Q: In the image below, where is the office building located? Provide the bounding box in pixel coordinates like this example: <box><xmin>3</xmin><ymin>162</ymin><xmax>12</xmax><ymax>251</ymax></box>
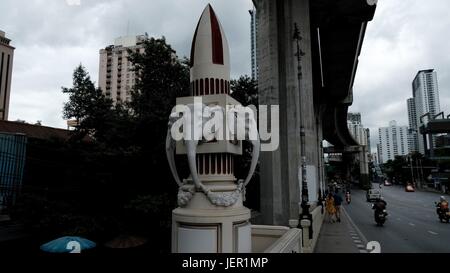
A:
<box><xmin>377</xmin><ymin>120</ymin><xmax>409</xmax><ymax>164</ymax></box>
<box><xmin>0</xmin><ymin>30</ymin><xmax>14</xmax><ymax>120</ymax></box>
<box><xmin>99</xmin><ymin>34</ymin><xmax>147</xmax><ymax>104</ymax></box>
<box><xmin>411</xmin><ymin>69</ymin><xmax>441</xmax><ymax>154</ymax></box>
<box><xmin>347</xmin><ymin>112</ymin><xmax>368</xmax><ymax>146</ymax></box>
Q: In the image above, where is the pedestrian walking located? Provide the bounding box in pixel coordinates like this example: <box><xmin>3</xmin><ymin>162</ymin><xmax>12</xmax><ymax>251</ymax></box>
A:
<box><xmin>333</xmin><ymin>189</ymin><xmax>343</xmax><ymax>222</ymax></box>
<box><xmin>325</xmin><ymin>192</ymin><xmax>336</xmax><ymax>223</ymax></box>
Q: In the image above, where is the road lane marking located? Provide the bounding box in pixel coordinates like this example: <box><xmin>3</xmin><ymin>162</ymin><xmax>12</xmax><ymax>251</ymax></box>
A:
<box><xmin>428</xmin><ymin>231</ymin><xmax>438</xmax><ymax>235</ymax></box>
<box><xmin>409</xmin><ymin>223</ymin><xmax>415</xmax><ymax>227</ymax></box>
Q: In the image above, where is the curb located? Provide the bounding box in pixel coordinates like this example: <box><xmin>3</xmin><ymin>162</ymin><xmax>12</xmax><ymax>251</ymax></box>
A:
<box><xmin>342</xmin><ymin>207</ymin><xmax>369</xmax><ymax>253</ymax></box>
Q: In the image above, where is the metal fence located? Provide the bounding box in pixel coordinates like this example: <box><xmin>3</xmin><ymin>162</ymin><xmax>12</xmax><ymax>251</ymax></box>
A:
<box><xmin>0</xmin><ymin>133</ymin><xmax>27</xmax><ymax>212</ymax></box>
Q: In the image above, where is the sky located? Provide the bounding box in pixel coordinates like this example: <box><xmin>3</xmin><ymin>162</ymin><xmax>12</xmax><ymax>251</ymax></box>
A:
<box><xmin>1</xmin><ymin>0</ymin><xmax>449</xmax><ymax>153</ymax></box>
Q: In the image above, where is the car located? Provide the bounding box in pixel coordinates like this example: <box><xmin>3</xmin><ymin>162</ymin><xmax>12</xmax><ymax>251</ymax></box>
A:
<box><xmin>366</xmin><ymin>189</ymin><xmax>382</xmax><ymax>202</ymax></box>
<box><xmin>405</xmin><ymin>183</ymin><xmax>415</xmax><ymax>192</ymax></box>
<box><xmin>384</xmin><ymin>180</ymin><xmax>392</xmax><ymax>186</ymax></box>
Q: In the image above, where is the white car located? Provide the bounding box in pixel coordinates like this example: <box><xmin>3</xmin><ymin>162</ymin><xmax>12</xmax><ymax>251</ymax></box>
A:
<box><xmin>366</xmin><ymin>189</ymin><xmax>382</xmax><ymax>202</ymax></box>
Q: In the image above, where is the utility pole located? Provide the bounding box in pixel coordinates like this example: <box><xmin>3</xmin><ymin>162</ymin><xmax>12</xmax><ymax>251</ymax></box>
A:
<box><xmin>293</xmin><ymin>23</ymin><xmax>312</xmax><ymax>235</ymax></box>
<box><xmin>419</xmin><ymin>158</ymin><xmax>425</xmax><ymax>188</ymax></box>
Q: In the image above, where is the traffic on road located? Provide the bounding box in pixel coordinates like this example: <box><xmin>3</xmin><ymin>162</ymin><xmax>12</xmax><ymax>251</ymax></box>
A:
<box><xmin>344</xmin><ymin>184</ymin><xmax>450</xmax><ymax>253</ymax></box>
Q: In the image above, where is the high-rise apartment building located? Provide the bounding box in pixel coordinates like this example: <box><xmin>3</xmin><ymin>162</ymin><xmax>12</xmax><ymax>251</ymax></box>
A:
<box><xmin>410</xmin><ymin>69</ymin><xmax>441</xmax><ymax>154</ymax></box>
<box><xmin>347</xmin><ymin>112</ymin><xmax>368</xmax><ymax>146</ymax></box>
<box><xmin>377</xmin><ymin>121</ymin><xmax>410</xmax><ymax>164</ymax></box>
<box><xmin>407</xmin><ymin>98</ymin><xmax>419</xmax><ymax>153</ymax></box>
<box><xmin>249</xmin><ymin>7</ymin><xmax>258</xmax><ymax>80</ymax></box>
<box><xmin>0</xmin><ymin>30</ymin><xmax>14</xmax><ymax>121</ymax></box>
<box><xmin>347</xmin><ymin>112</ymin><xmax>372</xmax><ymax>165</ymax></box>
<box><xmin>347</xmin><ymin>112</ymin><xmax>361</xmax><ymax>124</ymax></box>
<box><xmin>99</xmin><ymin>35</ymin><xmax>147</xmax><ymax>104</ymax></box>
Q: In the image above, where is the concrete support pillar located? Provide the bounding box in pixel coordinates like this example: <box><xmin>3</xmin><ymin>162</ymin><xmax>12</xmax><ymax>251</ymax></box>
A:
<box><xmin>422</xmin><ymin>132</ymin><xmax>428</xmax><ymax>156</ymax></box>
<box><xmin>257</xmin><ymin>0</ymin><xmax>319</xmax><ymax>226</ymax></box>
<box><xmin>359</xmin><ymin>146</ymin><xmax>370</xmax><ymax>188</ymax></box>
<box><xmin>428</xmin><ymin>134</ymin><xmax>434</xmax><ymax>158</ymax></box>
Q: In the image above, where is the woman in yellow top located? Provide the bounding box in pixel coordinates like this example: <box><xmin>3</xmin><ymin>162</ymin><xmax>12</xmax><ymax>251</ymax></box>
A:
<box><xmin>326</xmin><ymin>193</ymin><xmax>337</xmax><ymax>223</ymax></box>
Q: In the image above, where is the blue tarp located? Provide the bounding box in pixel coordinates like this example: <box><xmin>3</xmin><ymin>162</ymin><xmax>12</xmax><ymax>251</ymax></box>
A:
<box><xmin>40</xmin><ymin>236</ymin><xmax>96</xmax><ymax>253</ymax></box>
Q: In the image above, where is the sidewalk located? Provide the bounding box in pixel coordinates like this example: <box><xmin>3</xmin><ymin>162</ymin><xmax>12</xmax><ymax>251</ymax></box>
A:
<box><xmin>314</xmin><ymin>208</ymin><xmax>367</xmax><ymax>253</ymax></box>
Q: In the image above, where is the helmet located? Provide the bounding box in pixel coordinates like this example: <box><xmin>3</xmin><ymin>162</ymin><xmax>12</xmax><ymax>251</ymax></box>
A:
<box><xmin>440</xmin><ymin>196</ymin><xmax>446</xmax><ymax>202</ymax></box>
<box><xmin>380</xmin><ymin>197</ymin><xmax>384</xmax><ymax>201</ymax></box>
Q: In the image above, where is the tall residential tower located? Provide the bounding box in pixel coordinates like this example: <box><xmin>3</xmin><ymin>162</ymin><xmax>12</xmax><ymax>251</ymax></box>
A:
<box><xmin>249</xmin><ymin>7</ymin><xmax>258</xmax><ymax>80</ymax></box>
<box><xmin>99</xmin><ymin>35</ymin><xmax>147</xmax><ymax>104</ymax></box>
<box><xmin>407</xmin><ymin>97</ymin><xmax>418</xmax><ymax>153</ymax></box>
<box><xmin>409</xmin><ymin>69</ymin><xmax>441</xmax><ymax>154</ymax></box>
<box><xmin>378</xmin><ymin>121</ymin><xmax>409</xmax><ymax>164</ymax></box>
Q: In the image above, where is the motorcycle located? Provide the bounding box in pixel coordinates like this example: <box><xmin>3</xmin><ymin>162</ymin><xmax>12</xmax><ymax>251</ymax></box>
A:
<box><xmin>372</xmin><ymin>204</ymin><xmax>387</xmax><ymax>226</ymax></box>
<box><xmin>435</xmin><ymin>202</ymin><xmax>450</xmax><ymax>223</ymax></box>
<box><xmin>345</xmin><ymin>192</ymin><xmax>351</xmax><ymax>204</ymax></box>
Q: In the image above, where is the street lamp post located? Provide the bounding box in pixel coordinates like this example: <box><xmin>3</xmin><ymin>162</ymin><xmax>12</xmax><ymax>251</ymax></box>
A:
<box><xmin>409</xmin><ymin>155</ymin><xmax>415</xmax><ymax>185</ymax></box>
<box><xmin>294</xmin><ymin>23</ymin><xmax>313</xmax><ymax>236</ymax></box>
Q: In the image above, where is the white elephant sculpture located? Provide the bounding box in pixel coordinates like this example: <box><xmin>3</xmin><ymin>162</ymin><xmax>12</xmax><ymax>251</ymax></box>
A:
<box><xmin>166</xmin><ymin>102</ymin><xmax>260</xmax><ymax>207</ymax></box>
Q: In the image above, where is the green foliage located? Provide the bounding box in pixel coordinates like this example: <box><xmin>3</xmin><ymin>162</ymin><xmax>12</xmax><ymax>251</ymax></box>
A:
<box><xmin>230</xmin><ymin>75</ymin><xmax>258</xmax><ymax>107</ymax></box>
<box><xmin>14</xmin><ymin>37</ymin><xmax>191</xmax><ymax>251</ymax></box>
<box><xmin>126</xmin><ymin>37</ymin><xmax>190</xmax><ymax>178</ymax></box>
<box><xmin>382</xmin><ymin>153</ymin><xmax>436</xmax><ymax>185</ymax></box>
<box><xmin>127</xmin><ymin>37</ymin><xmax>190</xmax><ymax>122</ymax></box>
<box><xmin>124</xmin><ymin>194</ymin><xmax>175</xmax><ymax>232</ymax></box>
<box><xmin>230</xmin><ymin>75</ymin><xmax>260</xmax><ymax>210</ymax></box>
<box><xmin>62</xmin><ymin>64</ymin><xmax>117</xmax><ymax>142</ymax></box>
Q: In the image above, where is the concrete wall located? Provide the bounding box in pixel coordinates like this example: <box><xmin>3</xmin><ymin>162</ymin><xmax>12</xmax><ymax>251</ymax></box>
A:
<box><xmin>252</xmin><ymin>225</ymin><xmax>302</xmax><ymax>253</ymax></box>
<box><xmin>310</xmin><ymin>206</ymin><xmax>325</xmax><ymax>252</ymax></box>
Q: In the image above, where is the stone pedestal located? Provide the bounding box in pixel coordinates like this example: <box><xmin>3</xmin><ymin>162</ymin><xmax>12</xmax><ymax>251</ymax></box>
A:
<box><xmin>172</xmin><ymin>191</ymin><xmax>251</xmax><ymax>253</ymax></box>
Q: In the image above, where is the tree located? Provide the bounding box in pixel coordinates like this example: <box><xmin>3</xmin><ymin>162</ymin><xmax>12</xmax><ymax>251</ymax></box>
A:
<box><xmin>382</xmin><ymin>156</ymin><xmax>413</xmax><ymax>185</ymax></box>
<box><xmin>127</xmin><ymin>37</ymin><xmax>190</xmax><ymax>123</ymax></box>
<box><xmin>126</xmin><ymin>37</ymin><xmax>191</xmax><ymax>188</ymax></box>
<box><xmin>62</xmin><ymin>64</ymin><xmax>114</xmax><ymax>141</ymax></box>
<box><xmin>230</xmin><ymin>75</ymin><xmax>260</xmax><ymax>210</ymax></box>
<box><xmin>230</xmin><ymin>75</ymin><xmax>258</xmax><ymax>107</ymax></box>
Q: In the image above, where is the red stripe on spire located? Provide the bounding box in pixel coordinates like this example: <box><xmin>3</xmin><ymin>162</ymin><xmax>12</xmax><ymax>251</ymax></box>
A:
<box><xmin>209</xmin><ymin>5</ymin><xmax>224</xmax><ymax>65</ymax></box>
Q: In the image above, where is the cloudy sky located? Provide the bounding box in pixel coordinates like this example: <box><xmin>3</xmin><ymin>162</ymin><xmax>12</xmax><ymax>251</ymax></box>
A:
<box><xmin>1</xmin><ymin>0</ymin><xmax>449</xmax><ymax>152</ymax></box>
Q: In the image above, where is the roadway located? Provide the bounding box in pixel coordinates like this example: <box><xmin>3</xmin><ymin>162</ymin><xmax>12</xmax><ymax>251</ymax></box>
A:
<box><xmin>344</xmin><ymin>184</ymin><xmax>450</xmax><ymax>253</ymax></box>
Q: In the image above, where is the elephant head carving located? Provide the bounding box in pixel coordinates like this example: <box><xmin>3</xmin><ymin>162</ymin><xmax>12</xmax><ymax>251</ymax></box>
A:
<box><xmin>165</xmin><ymin>102</ymin><xmax>260</xmax><ymax>206</ymax></box>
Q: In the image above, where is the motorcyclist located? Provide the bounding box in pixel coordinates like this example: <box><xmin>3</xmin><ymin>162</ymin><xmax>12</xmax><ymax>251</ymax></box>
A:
<box><xmin>436</xmin><ymin>196</ymin><xmax>449</xmax><ymax>215</ymax></box>
<box><xmin>372</xmin><ymin>197</ymin><xmax>387</xmax><ymax>224</ymax></box>
<box><xmin>373</xmin><ymin>197</ymin><xmax>387</xmax><ymax>212</ymax></box>
<box><xmin>345</xmin><ymin>191</ymin><xmax>351</xmax><ymax>204</ymax></box>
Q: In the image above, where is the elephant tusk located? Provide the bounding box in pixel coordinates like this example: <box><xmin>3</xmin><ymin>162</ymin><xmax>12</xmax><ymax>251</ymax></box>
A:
<box><xmin>166</xmin><ymin>128</ymin><xmax>182</xmax><ymax>187</ymax></box>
